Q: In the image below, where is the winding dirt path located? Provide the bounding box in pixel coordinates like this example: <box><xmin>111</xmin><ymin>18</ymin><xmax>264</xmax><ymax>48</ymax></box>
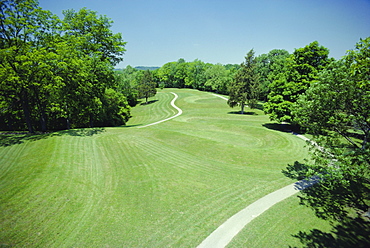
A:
<box><xmin>137</xmin><ymin>92</ymin><xmax>182</xmax><ymax>128</ymax></box>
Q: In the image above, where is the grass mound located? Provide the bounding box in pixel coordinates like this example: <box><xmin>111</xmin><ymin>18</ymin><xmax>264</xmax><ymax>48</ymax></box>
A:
<box><xmin>0</xmin><ymin>89</ymin><xmax>322</xmax><ymax>247</ymax></box>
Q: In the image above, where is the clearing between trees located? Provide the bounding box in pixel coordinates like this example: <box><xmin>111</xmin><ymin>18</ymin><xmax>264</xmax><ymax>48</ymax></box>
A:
<box><xmin>0</xmin><ymin>89</ymin><xmax>330</xmax><ymax>247</ymax></box>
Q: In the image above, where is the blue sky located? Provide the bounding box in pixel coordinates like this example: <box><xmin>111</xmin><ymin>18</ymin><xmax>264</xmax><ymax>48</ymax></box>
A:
<box><xmin>38</xmin><ymin>0</ymin><xmax>370</xmax><ymax>68</ymax></box>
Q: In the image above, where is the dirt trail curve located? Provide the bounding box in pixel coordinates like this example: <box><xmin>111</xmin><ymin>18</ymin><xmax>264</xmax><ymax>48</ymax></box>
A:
<box><xmin>197</xmin><ymin>94</ymin><xmax>318</xmax><ymax>248</ymax></box>
<box><xmin>137</xmin><ymin>92</ymin><xmax>182</xmax><ymax>128</ymax></box>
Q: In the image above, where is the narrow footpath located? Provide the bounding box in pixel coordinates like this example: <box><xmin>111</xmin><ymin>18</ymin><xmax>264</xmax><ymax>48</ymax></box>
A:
<box><xmin>137</xmin><ymin>92</ymin><xmax>182</xmax><ymax>128</ymax></box>
<box><xmin>197</xmin><ymin>94</ymin><xmax>318</xmax><ymax>248</ymax></box>
<box><xmin>196</xmin><ymin>177</ymin><xmax>319</xmax><ymax>248</ymax></box>
<box><xmin>137</xmin><ymin>92</ymin><xmax>318</xmax><ymax>247</ymax></box>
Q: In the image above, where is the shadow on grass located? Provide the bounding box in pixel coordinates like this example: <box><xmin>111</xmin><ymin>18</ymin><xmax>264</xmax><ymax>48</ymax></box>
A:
<box><xmin>262</xmin><ymin>122</ymin><xmax>306</xmax><ymax>135</ymax></box>
<box><xmin>0</xmin><ymin>127</ymin><xmax>105</xmax><ymax>147</ymax></box>
<box><xmin>262</xmin><ymin>123</ymin><xmax>294</xmax><ymax>132</ymax></box>
<box><xmin>291</xmin><ymin>217</ymin><xmax>370</xmax><ymax>248</ymax></box>
<box><xmin>228</xmin><ymin>111</ymin><xmax>258</xmax><ymax>115</ymax></box>
<box><xmin>55</xmin><ymin>128</ymin><xmax>105</xmax><ymax>137</ymax></box>
<box><xmin>140</xmin><ymin>100</ymin><xmax>158</xmax><ymax>105</ymax></box>
<box><xmin>254</xmin><ymin>102</ymin><xmax>264</xmax><ymax>111</ymax></box>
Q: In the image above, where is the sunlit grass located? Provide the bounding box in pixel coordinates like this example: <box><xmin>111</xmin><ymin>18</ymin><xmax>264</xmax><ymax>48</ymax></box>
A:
<box><xmin>0</xmin><ymin>89</ymin><xmax>327</xmax><ymax>247</ymax></box>
<box><xmin>227</xmin><ymin>195</ymin><xmax>332</xmax><ymax>248</ymax></box>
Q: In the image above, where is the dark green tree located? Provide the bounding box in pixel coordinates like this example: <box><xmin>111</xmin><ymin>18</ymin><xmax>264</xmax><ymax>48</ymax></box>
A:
<box><xmin>264</xmin><ymin>41</ymin><xmax>331</xmax><ymax>123</ymax></box>
<box><xmin>0</xmin><ymin>1</ymin><xmax>130</xmax><ymax>131</ymax></box>
<box><xmin>0</xmin><ymin>0</ymin><xmax>61</xmax><ymax>132</ymax></box>
<box><xmin>284</xmin><ymin>37</ymin><xmax>370</xmax><ymax>246</ymax></box>
<box><xmin>227</xmin><ymin>49</ymin><xmax>260</xmax><ymax>114</ymax></box>
<box><xmin>61</xmin><ymin>8</ymin><xmax>127</xmax><ymax>128</ymax></box>
<box><xmin>184</xmin><ymin>59</ymin><xmax>210</xmax><ymax>90</ymax></box>
<box><xmin>137</xmin><ymin>70</ymin><xmax>157</xmax><ymax>104</ymax></box>
<box><xmin>115</xmin><ymin>66</ymin><xmax>139</xmax><ymax>107</ymax></box>
<box><xmin>98</xmin><ymin>88</ymin><xmax>131</xmax><ymax>126</ymax></box>
<box><xmin>256</xmin><ymin>49</ymin><xmax>290</xmax><ymax>101</ymax></box>
<box><xmin>204</xmin><ymin>63</ymin><xmax>231</xmax><ymax>94</ymax></box>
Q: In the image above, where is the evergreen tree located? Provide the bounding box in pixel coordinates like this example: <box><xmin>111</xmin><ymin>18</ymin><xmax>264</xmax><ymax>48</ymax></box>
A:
<box><xmin>227</xmin><ymin>49</ymin><xmax>260</xmax><ymax>114</ymax></box>
<box><xmin>137</xmin><ymin>70</ymin><xmax>157</xmax><ymax>104</ymax></box>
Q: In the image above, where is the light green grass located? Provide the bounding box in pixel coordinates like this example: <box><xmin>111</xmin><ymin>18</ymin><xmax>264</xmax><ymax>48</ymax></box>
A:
<box><xmin>227</xmin><ymin>195</ymin><xmax>332</xmax><ymax>247</ymax></box>
<box><xmin>0</xmin><ymin>89</ymin><xmax>328</xmax><ymax>247</ymax></box>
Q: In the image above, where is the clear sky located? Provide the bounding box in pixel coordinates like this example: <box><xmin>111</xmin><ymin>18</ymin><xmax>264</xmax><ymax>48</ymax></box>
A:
<box><xmin>38</xmin><ymin>0</ymin><xmax>370</xmax><ymax>68</ymax></box>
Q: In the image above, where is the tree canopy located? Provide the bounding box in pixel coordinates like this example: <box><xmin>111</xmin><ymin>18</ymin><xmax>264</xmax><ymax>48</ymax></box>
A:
<box><xmin>264</xmin><ymin>41</ymin><xmax>331</xmax><ymax>123</ymax></box>
<box><xmin>136</xmin><ymin>70</ymin><xmax>157</xmax><ymax>104</ymax></box>
<box><xmin>283</xmin><ymin>37</ymin><xmax>370</xmax><ymax>246</ymax></box>
<box><xmin>227</xmin><ymin>49</ymin><xmax>260</xmax><ymax>114</ymax></box>
<box><xmin>0</xmin><ymin>0</ymin><xmax>129</xmax><ymax>132</ymax></box>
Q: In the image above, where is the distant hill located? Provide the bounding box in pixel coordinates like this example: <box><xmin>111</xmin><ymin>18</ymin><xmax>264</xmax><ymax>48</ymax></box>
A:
<box><xmin>134</xmin><ymin>66</ymin><xmax>160</xmax><ymax>71</ymax></box>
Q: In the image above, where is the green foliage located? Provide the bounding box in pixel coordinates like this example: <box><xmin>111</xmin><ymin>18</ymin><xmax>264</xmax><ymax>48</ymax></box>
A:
<box><xmin>227</xmin><ymin>49</ymin><xmax>260</xmax><ymax>114</ymax></box>
<box><xmin>62</xmin><ymin>8</ymin><xmax>126</xmax><ymax>66</ymax></box>
<box><xmin>283</xmin><ymin>37</ymin><xmax>370</xmax><ymax>246</ymax></box>
<box><xmin>264</xmin><ymin>41</ymin><xmax>331</xmax><ymax>123</ymax></box>
<box><xmin>0</xmin><ymin>89</ymin><xmax>311</xmax><ymax>247</ymax></box>
<box><xmin>0</xmin><ymin>0</ymin><xmax>130</xmax><ymax>131</ymax></box>
<box><xmin>98</xmin><ymin>88</ymin><xmax>131</xmax><ymax>126</ymax></box>
<box><xmin>184</xmin><ymin>59</ymin><xmax>211</xmax><ymax>90</ymax></box>
<box><xmin>204</xmin><ymin>63</ymin><xmax>231</xmax><ymax>94</ymax></box>
<box><xmin>154</xmin><ymin>59</ymin><xmax>237</xmax><ymax>93</ymax></box>
<box><xmin>136</xmin><ymin>70</ymin><xmax>157</xmax><ymax>104</ymax></box>
<box><xmin>115</xmin><ymin>66</ymin><xmax>139</xmax><ymax>107</ymax></box>
<box><xmin>256</xmin><ymin>49</ymin><xmax>290</xmax><ymax>101</ymax></box>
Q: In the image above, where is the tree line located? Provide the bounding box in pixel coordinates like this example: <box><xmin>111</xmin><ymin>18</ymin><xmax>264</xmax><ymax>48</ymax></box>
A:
<box><xmin>283</xmin><ymin>37</ymin><xmax>370</xmax><ymax>246</ymax></box>
<box><xmin>1</xmin><ymin>0</ymin><xmax>369</xmax><ymax>244</ymax></box>
<box><xmin>116</xmin><ymin>40</ymin><xmax>333</xmax><ymax>121</ymax></box>
<box><xmin>0</xmin><ymin>0</ymin><xmax>130</xmax><ymax>132</ymax></box>
<box><xmin>117</xmin><ymin>37</ymin><xmax>370</xmax><ymax>244</ymax></box>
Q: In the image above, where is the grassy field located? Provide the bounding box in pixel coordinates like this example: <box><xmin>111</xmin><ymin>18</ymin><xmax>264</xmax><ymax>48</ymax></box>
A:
<box><xmin>227</xmin><ymin>195</ymin><xmax>332</xmax><ymax>247</ymax></box>
<box><xmin>1</xmin><ymin>89</ymin><xmax>328</xmax><ymax>247</ymax></box>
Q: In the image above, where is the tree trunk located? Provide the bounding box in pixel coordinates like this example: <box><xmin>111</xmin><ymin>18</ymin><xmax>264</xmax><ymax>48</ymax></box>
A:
<box><xmin>40</xmin><ymin>109</ymin><xmax>47</xmax><ymax>132</ymax></box>
<box><xmin>21</xmin><ymin>91</ymin><xmax>34</xmax><ymax>133</ymax></box>
<box><xmin>65</xmin><ymin>103</ymin><xmax>71</xmax><ymax>130</ymax></box>
<box><xmin>66</xmin><ymin>117</ymin><xmax>71</xmax><ymax>130</ymax></box>
<box><xmin>89</xmin><ymin>113</ymin><xmax>94</xmax><ymax>128</ymax></box>
<box><xmin>241</xmin><ymin>103</ymin><xmax>245</xmax><ymax>115</ymax></box>
<box><xmin>38</xmin><ymin>98</ymin><xmax>47</xmax><ymax>132</ymax></box>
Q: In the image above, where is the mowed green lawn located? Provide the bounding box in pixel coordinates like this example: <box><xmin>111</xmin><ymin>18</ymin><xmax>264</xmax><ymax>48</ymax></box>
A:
<box><xmin>1</xmin><ymin>89</ymin><xmax>325</xmax><ymax>247</ymax></box>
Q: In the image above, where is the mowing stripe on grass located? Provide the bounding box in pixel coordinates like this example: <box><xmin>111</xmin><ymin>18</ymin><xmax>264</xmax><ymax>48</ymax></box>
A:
<box><xmin>196</xmin><ymin>95</ymin><xmax>319</xmax><ymax>248</ymax></box>
<box><xmin>138</xmin><ymin>92</ymin><xmax>182</xmax><ymax>128</ymax></box>
<box><xmin>212</xmin><ymin>93</ymin><xmax>228</xmax><ymax>101</ymax></box>
<box><xmin>197</xmin><ymin>177</ymin><xmax>319</xmax><ymax>248</ymax></box>
<box><xmin>1</xmin><ymin>89</ymin><xmax>314</xmax><ymax>247</ymax></box>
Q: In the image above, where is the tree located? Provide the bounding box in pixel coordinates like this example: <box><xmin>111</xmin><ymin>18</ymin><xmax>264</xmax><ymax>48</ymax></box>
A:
<box><xmin>204</xmin><ymin>63</ymin><xmax>231</xmax><ymax>94</ymax></box>
<box><xmin>0</xmin><ymin>0</ymin><xmax>61</xmax><ymax>132</ymax></box>
<box><xmin>61</xmin><ymin>8</ymin><xmax>127</xmax><ymax>128</ymax></box>
<box><xmin>115</xmin><ymin>66</ymin><xmax>139</xmax><ymax>107</ymax></box>
<box><xmin>97</xmin><ymin>88</ymin><xmax>131</xmax><ymax>126</ymax></box>
<box><xmin>256</xmin><ymin>49</ymin><xmax>290</xmax><ymax>101</ymax></box>
<box><xmin>227</xmin><ymin>49</ymin><xmax>260</xmax><ymax>114</ymax></box>
<box><xmin>156</xmin><ymin>61</ymin><xmax>176</xmax><ymax>87</ymax></box>
<box><xmin>184</xmin><ymin>59</ymin><xmax>209</xmax><ymax>90</ymax></box>
<box><xmin>284</xmin><ymin>37</ymin><xmax>370</xmax><ymax>246</ymax></box>
<box><xmin>0</xmin><ymin>1</ymin><xmax>130</xmax><ymax>131</ymax></box>
<box><xmin>137</xmin><ymin>70</ymin><xmax>157</xmax><ymax>104</ymax></box>
<box><xmin>264</xmin><ymin>41</ymin><xmax>331</xmax><ymax>123</ymax></box>
<box><xmin>172</xmin><ymin>58</ymin><xmax>188</xmax><ymax>88</ymax></box>
<box><xmin>62</xmin><ymin>8</ymin><xmax>126</xmax><ymax>66</ymax></box>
